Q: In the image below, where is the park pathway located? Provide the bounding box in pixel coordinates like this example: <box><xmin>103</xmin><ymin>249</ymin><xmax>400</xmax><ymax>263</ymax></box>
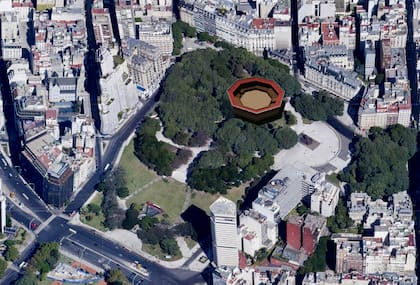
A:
<box><xmin>121</xmin><ymin>177</ymin><xmax>162</xmax><ymax>208</ymax></box>
<box><xmin>154</xmin><ymin>121</ymin><xmax>212</xmax><ymax>183</ymax></box>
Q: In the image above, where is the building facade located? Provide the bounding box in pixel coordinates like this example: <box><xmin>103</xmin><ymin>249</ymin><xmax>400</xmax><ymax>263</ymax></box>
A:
<box><xmin>210</xmin><ymin>197</ymin><xmax>239</xmax><ymax>268</ymax></box>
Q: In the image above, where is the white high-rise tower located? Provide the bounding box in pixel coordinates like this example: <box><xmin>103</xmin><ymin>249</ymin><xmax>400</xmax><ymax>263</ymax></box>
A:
<box><xmin>0</xmin><ymin>183</ymin><xmax>6</xmax><ymax>234</ymax></box>
<box><xmin>210</xmin><ymin>197</ymin><xmax>238</xmax><ymax>268</ymax></box>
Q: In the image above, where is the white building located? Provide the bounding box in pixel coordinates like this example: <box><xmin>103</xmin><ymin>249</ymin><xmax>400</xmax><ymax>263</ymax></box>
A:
<box><xmin>364</xmin><ymin>40</ymin><xmax>376</xmax><ymax>79</ymax></box>
<box><xmin>179</xmin><ymin>0</ymin><xmax>278</xmax><ymax>56</ymax></box>
<box><xmin>1</xmin><ymin>11</ymin><xmax>22</xmax><ymax>60</ymax></box>
<box><xmin>0</xmin><ymin>190</ymin><xmax>5</xmax><ymax>234</ymax></box>
<box><xmin>297</xmin><ymin>0</ymin><xmax>336</xmax><ymax>22</ymax></box>
<box><xmin>304</xmin><ymin>56</ymin><xmax>362</xmax><ymax>101</ymax></box>
<box><xmin>137</xmin><ymin>19</ymin><xmax>173</xmax><ymax>55</ymax></box>
<box><xmin>238</xmin><ymin>209</ymin><xmax>278</xmax><ymax>256</ymax></box>
<box><xmin>123</xmin><ymin>37</ymin><xmax>169</xmax><ymax>95</ymax></box>
<box><xmin>99</xmin><ymin>60</ymin><xmax>139</xmax><ymax>135</ymax></box>
<box><xmin>252</xmin><ymin>164</ymin><xmax>321</xmax><ymax>222</ymax></box>
<box><xmin>358</xmin><ymin>84</ymin><xmax>411</xmax><ymax>131</ymax></box>
<box><xmin>48</xmin><ymin>77</ymin><xmax>77</xmax><ymax>103</ymax></box>
<box><xmin>310</xmin><ymin>181</ymin><xmax>340</xmax><ymax>217</ymax></box>
<box><xmin>210</xmin><ymin>197</ymin><xmax>239</xmax><ymax>268</ymax></box>
<box><xmin>116</xmin><ymin>7</ymin><xmax>135</xmax><ymax>40</ymax></box>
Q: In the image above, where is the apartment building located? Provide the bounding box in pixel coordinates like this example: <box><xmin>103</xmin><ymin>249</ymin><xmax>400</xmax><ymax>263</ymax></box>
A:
<box><xmin>92</xmin><ymin>8</ymin><xmax>114</xmax><ymax>48</ymax></box>
<box><xmin>238</xmin><ymin>209</ymin><xmax>277</xmax><ymax>256</ymax></box>
<box><xmin>123</xmin><ymin>37</ymin><xmax>168</xmax><ymax>93</ymax></box>
<box><xmin>358</xmin><ymin>84</ymin><xmax>411</xmax><ymax>131</ymax></box>
<box><xmin>21</xmin><ymin>132</ymin><xmax>74</xmax><ymax>207</ymax></box>
<box><xmin>137</xmin><ymin>19</ymin><xmax>173</xmax><ymax>55</ymax></box>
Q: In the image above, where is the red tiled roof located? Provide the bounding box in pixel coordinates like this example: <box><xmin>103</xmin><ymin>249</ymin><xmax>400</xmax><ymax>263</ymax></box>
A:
<box><xmin>252</xmin><ymin>18</ymin><xmax>275</xmax><ymax>29</ymax></box>
<box><xmin>46</xmin><ymin>109</ymin><xmax>57</xmax><ymax>120</ymax></box>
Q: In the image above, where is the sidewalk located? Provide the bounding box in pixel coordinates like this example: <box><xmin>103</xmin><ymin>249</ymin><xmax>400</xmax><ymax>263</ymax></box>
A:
<box><xmin>59</xmin><ymin>249</ymin><xmax>104</xmax><ymax>273</ymax></box>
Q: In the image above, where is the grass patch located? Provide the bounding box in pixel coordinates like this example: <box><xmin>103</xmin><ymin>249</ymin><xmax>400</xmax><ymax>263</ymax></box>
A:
<box><xmin>36</xmin><ymin>4</ymin><xmax>53</xmax><ymax>10</ymax></box>
<box><xmin>190</xmin><ymin>191</ymin><xmax>217</xmax><ymax>215</ymax></box>
<box><xmin>127</xmin><ymin>179</ymin><xmax>187</xmax><ymax>224</ymax></box>
<box><xmin>58</xmin><ymin>254</ymin><xmax>74</xmax><ymax>265</ymax></box>
<box><xmin>190</xmin><ymin>184</ymin><xmax>246</xmax><ymax>215</ymax></box>
<box><xmin>80</xmin><ymin>192</ymin><xmax>106</xmax><ymax>231</ymax></box>
<box><xmin>142</xmin><ymin>243</ymin><xmax>182</xmax><ymax>261</ymax></box>
<box><xmin>225</xmin><ymin>184</ymin><xmax>246</xmax><ymax>203</ymax></box>
<box><xmin>326</xmin><ymin>173</ymin><xmax>340</xmax><ymax>186</ymax></box>
<box><xmin>120</xmin><ymin>140</ymin><xmax>158</xmax><ymax>194</ymax></box>
<box><xmin>302</xmin><ymin>117</ymin><xmax>313</xmax><ymax>124</ymax></box>
<box><xmin>113</xmin><ymin>55</ymin><xmax>125</xmax><ymax>68</ymax></box>
<box><xmin>271</xmin><ymin>116</ymin><xmax>287</xmax><ymax>129</ymax></box>
<box><xmin>14</xmin><ymin>228</ymin><xmax>26</xmax><ymax>245</ymax></box>
<box><xmin>184</xmin><ymin>236</ymin><xmax>197</xmax><ymax>249</ymax></box>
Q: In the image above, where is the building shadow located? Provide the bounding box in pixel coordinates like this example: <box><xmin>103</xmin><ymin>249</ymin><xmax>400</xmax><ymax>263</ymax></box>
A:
<box><xmin>181</xmin><ymin>205</ymin><xmax>212</xmax><ymax>257</ymax></box>
<box><xmin>407</xmin><ymin>150</ymin><xmax>420</xmax><ymax>280</ymax></box>
<box><xmin>239</xmin><ymin>170</ymin><xmax>278</xmax><ymax>211</ymax></box>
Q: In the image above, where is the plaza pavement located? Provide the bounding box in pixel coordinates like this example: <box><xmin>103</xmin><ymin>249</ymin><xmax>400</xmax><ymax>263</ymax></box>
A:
<box><xmin>272</xmin><ymin>102</ymin><xmax>350</xmax><ymax>173</ymax></box>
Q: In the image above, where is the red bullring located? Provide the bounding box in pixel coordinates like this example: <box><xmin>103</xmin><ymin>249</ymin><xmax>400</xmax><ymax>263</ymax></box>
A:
<box><xmin>227</xmin><ymin>77</ymin><xmax>285</xmax><ymax>123</ymax></box>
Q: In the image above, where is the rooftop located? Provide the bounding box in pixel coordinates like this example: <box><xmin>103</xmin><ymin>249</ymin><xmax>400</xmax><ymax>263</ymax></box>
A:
<box><xmin>210</xmin><ymin>196</ymin><xmax>236</xmax><ymax>217</ymax></box>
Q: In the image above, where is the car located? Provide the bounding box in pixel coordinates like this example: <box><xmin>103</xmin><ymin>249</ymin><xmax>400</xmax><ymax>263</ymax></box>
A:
<box><xmin>30</xmin><ymin>222</ymin><xmax>38</xmax><ymax>230</ymax></box>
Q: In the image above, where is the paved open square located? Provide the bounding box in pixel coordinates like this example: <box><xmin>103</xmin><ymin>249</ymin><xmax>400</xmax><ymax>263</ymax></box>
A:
<box><xmin>273</xmin><ymin>102</ymin><xmax>350</xmax><ymax>173</ymax></box>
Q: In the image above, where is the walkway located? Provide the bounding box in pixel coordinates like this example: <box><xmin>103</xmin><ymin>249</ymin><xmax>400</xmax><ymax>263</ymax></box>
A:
<box><xmin>124</xmin><ymin>177</ymin><xmax>161</xmax><ymax>201</ymax></box>
<box><xmin>155</xmin><ymin>122</ymin><xmax>211</xmax><ymax>183</ymax></box>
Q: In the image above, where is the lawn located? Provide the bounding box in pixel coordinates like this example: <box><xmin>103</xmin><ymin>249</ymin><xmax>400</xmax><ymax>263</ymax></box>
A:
<box><xmin>14</xmin><ymin>228</ymin><xmax>26</xmax><ymax>245</ymax></box>
<box><xmin>119</xmin><ymin>141</ymin><xmax>158</xmax><ymax>194</ymax></box>
<box><xmin>127</xmin><ymin>179</ymin><xmax>187</xmax><ymax>224</ymax></box>
<box><xmin>184</xmin><ymin>236</ymin><xmax>197</xmax><ymax>250</ymax></box>
<box><xmin>80</xmin><ymin>192</ymin><xmax>106</xmax><ymax>231</ymax></box>
<box><xmin>142</xmin><ymin>243</ymin><xmax>182</xmax><ymax>261</ymax></box>
<box><xmin>190</xmin><ymin>184</ymin><xmax>246</xmax><ymax>215</ymax></box>
<box><xmin>326</xmin><ymin>173</ymin><xmax>340</xmax><ymax>186</ymax></box>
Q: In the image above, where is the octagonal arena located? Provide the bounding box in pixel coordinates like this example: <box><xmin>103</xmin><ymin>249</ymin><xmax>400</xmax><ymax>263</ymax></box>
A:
<box><xmin>227</xmin><ymin>77</ymin><xmax>285</xmax><ymax>123</ymax></box>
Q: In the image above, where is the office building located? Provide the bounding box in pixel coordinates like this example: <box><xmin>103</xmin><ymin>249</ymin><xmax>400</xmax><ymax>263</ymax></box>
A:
<box><xmin>0</xmin><ymin>191</ymin><xmax>5</xmax><ymax>234</ymax></box>
<box><xmin>210</xmin><ymin>197</ymin><xmax>239</xmax><ymax>268</ymax></box>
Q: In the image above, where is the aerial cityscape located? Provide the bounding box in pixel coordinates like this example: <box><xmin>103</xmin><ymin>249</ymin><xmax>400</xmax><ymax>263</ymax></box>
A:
<box><xmin>0</xmin><ymin>0</ymin><xmax>419</xmax><ymax>284</ymax></box>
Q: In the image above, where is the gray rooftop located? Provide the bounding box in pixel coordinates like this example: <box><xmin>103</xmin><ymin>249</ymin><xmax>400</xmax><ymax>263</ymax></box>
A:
<box><xmin>210</xmin><ymin>196</ymin><xmax>236</xmax><ymax>217</ymax></box>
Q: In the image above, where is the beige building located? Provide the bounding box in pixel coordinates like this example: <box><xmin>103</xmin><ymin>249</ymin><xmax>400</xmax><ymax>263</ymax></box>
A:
<box><xmin>92</xmin><ymin>8</ymin><xmax>114</xmax><ymax>48</ymax></box>
<box><xmin>358</xmin><ymin>84</ymin><xmax>411</xmax><ymax>131</ymax></box>
<box><xmin>123</xmin><ymin>37</ymin><xmax>168</xmax><ymax>93</ymax></box>
<box><xmin>137</xmin><ymin>19</ymin><xmax>173</xmax><ymax>55</ymax></box>
<box><xmin>179</xmin><ymin>0</ymin><xmax>281</xmax><ymax>56</ymax></box>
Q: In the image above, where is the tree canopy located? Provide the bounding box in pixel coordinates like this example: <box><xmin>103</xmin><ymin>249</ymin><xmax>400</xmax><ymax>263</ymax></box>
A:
<box><xmin>106</xmin><ymin>269</ymin><xmax>129</xmax><ymax>285</ymax></box>
<box><xmin>135</xmin><ymin>47</ymin><xmax>300</xmax><ymax>193</ymax></box>
<box><xmin>159</xmin><ymin>47</ymin><xmax>300</xmax><ymax>142</ymax></box>
<box><xmin>339</xmin><ymin>124</ymin><xmax>417</xmax><ymax>200</ymax></box>
<box><xmin>100</xmin><ymin>169</ymin><xmax>126</xmax><ymax>229</ymax></box>
<box><xmin>291</xmin><ymin>91</ymin><xmax>344</xmax><ymax>121</ymax></box>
